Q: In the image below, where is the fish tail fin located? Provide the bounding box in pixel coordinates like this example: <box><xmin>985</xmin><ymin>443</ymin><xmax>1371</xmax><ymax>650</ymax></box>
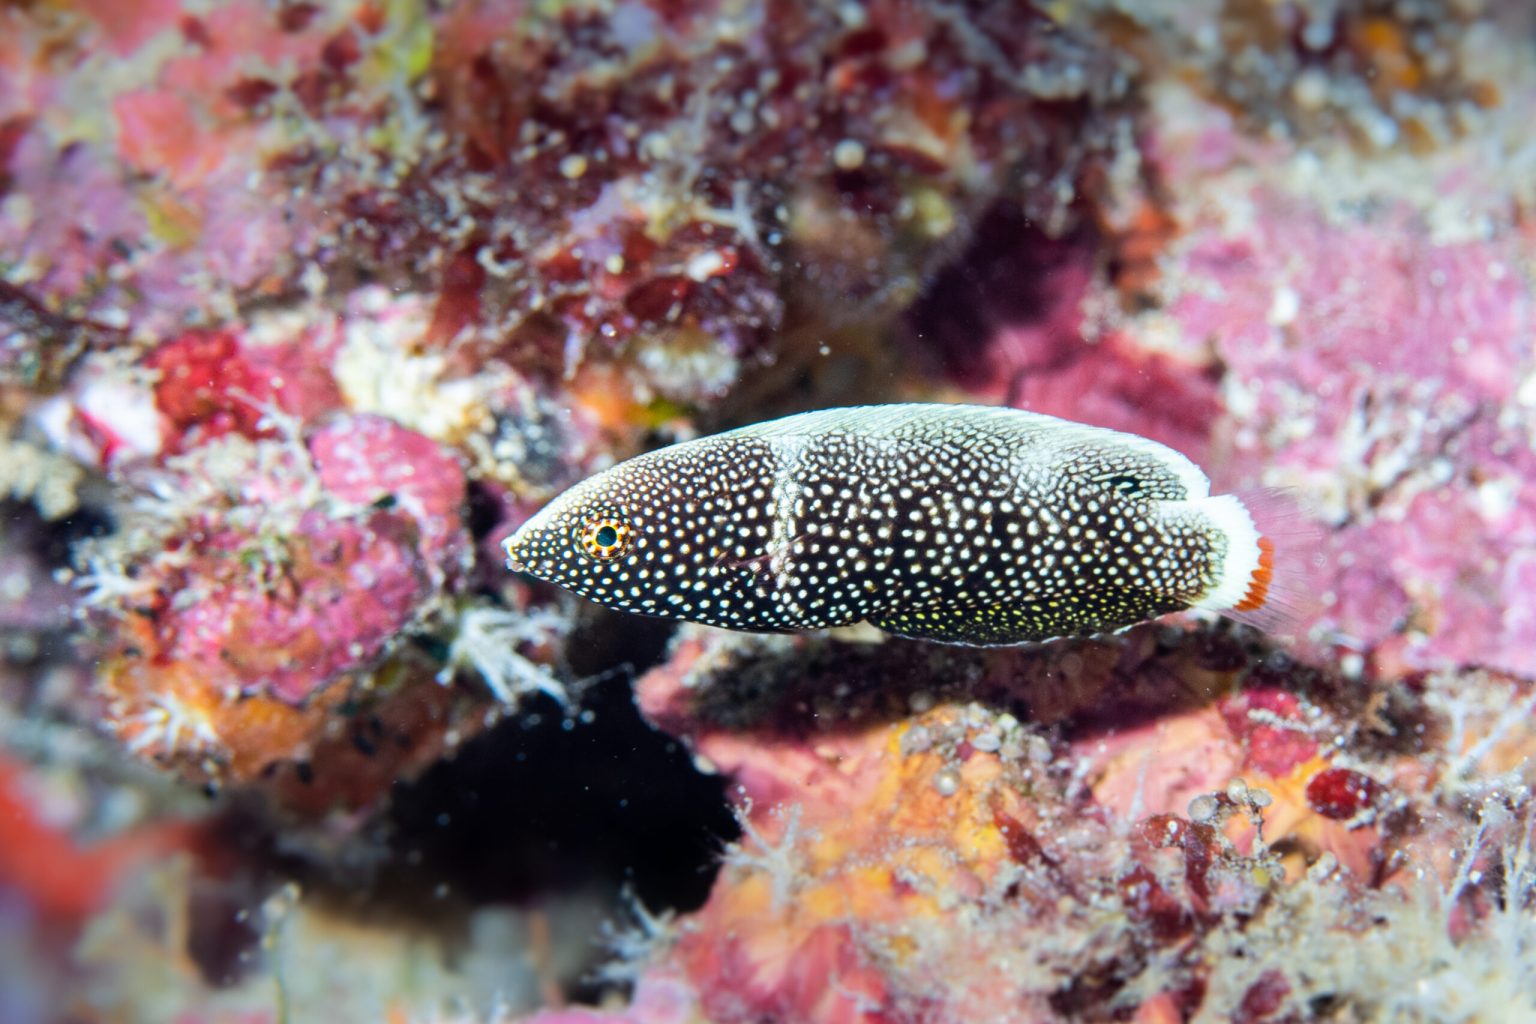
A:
<box><xmin>1193</xmin><ymin>488</ymin><xmax>1327</xmax><ymax>639</ymax></box>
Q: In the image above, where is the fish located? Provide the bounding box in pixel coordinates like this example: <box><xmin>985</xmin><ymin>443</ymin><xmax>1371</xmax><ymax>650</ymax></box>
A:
<box><xmin>502</xmin><ymin>404</ymin><xmax>1305</xmax><ymax>646</ymax></box>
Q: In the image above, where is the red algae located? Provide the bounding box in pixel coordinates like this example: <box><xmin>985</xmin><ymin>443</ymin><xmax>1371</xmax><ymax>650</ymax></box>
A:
<box><xmin>1305</xmin><ymin>767</ymin><xmax>1387</xmax><ymax>823</ymax></box>
<box><xmin>145</xmin><ymin>330</ymin><xmax>282</xmax><ymax>450</ymax></box>
<box><xmin>1219</xmin><ymin>688</ymin><xmax>1320</xmax><ymax>779</ymax></box>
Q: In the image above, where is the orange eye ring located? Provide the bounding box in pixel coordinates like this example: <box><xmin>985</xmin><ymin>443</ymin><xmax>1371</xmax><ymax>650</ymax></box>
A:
<box><xmin>579</xmin><ymin>516</ymin><xmax>633</xmax><ymax>560</ymax></box>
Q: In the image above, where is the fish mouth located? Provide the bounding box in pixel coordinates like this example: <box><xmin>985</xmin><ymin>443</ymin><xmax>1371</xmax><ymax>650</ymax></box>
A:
<box><xmin>501</xmin><ymin>533</ymin><xmax>529</xmax><ymax>573</ymax></box>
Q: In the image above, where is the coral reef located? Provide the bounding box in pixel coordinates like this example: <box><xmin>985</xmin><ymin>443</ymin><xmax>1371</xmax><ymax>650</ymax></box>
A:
<box><xmin>72</xmin><ymin>406</ymin><xmax>481</xmax><ymax>782</ymax></box>
<box><xmin>1</xmin><ymin>0</ymin><xmax>1534</xmax><ymax>1021</ymax></box>
<box><xmin>577</xmin><ymin>623</ymin><xmax>1534</xmax><ymax>1022</ymax></box>
<box><xmin>2</xmin><ymin>0</ymin><xmax>1137</xmax><ymax>388</ymax></box>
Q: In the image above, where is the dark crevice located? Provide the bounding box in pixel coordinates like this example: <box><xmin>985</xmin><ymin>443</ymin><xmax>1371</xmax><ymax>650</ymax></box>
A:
<box><xmin>904</xmin><ymin>201</ymin><xmax>1096</xmax><ymax>388</ymax></box>
<box><xmin>191</xmin><ymin>664</ymin><xmax>738</xmax><ymax>991</ymax></box>
<box><xmin>382</xmin><ymin>671</ymin><xmax>737</xmax><ymax>913</ymax></box>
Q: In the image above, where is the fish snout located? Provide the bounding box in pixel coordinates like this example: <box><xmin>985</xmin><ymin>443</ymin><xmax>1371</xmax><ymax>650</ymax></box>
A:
<box><xmin>502</xmin><ymin>501</ymin><xmax>569</xmax><ymax>578</ymax></box>
<box><xmin>501</xmin><ymin>530</ymin><xmax>530</xmax><ymax>574</ymax></box>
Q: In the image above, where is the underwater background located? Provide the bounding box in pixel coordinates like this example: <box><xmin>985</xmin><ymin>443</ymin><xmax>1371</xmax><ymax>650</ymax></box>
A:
<box><xmin>1</xmin><ymin>1</ymin><xmax>1534</xmax><ymax>1021</ymax></box>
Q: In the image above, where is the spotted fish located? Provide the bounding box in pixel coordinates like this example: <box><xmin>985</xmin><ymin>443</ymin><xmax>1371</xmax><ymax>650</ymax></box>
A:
<box><xmin>502</xmin><ymin>404</ymin><xmax>1293</xmax><ymax>645</ymax></box>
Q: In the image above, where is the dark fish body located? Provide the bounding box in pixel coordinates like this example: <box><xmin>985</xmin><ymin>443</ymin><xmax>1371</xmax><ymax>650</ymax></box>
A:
<box><xmin>503</xmin><ymin>405</ymin><xmax>1276</xmax><ymax>645</ymax></box>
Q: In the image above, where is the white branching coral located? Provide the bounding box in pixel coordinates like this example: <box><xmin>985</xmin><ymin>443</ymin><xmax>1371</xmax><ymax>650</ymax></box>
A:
<box><xmin>74</xmin><ymin>550</ymin><xmax>163</xmax><ymax>610</ymax></box>
<box><xmin>593</xmin><ymin>891</ymin><xmax>679</xmax><ymax>988</ymax></box>
<box><xmin>438</xmin><ymin>603</ymin><xmax>569</xmax><ymax>706</ymax></box>
<box><xmin>1416</xmin><ymin>803</ymin><xmax>1536</xmax><ymax>1021</ymax></box>
<box><xmin>1434</xmin><ymin>680</ymin><xmax>1536</xmax><ymax>802</ymax></box>
<box><xmin>724</xmin><ymin>801</ymin><xmax>816</xmax><ymax>912</ymax></box>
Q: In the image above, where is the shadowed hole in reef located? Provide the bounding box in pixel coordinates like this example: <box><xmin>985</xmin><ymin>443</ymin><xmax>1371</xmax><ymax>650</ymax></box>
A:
<box><xmin>175</xmin><ymin>608</ymin><xmax>738</xmax><ymax>994</ymax></box>
<box><xmin>4</xmin><ymin>499</ymin><xmax>116</xmax><ymax>569</ymax></box>
<box><xmin>382</xmin><ymin>604</ymin><xmax>737</xmax><ymax>913</ymax></box>
<box><xmin>904</xmin><ymin>201</ymin><xmax>1094</xmax><ymax>390</ymax></box>
<box><xmin>2</xmin><ymin>499</ymin><xmax>116</xmax><ymax>665</ymax></box>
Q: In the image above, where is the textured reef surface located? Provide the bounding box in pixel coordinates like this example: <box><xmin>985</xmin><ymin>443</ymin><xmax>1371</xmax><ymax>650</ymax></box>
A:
<box><xmin>2</xmin><ymin>1</ymin><xmax>1534</xmax><ymax>1022</ymax></box>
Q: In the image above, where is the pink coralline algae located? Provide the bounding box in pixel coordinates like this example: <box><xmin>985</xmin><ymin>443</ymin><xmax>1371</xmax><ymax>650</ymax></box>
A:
<box><xmin>311</xmin><ymin>414</ymin><xmax>469</xmax><ymax>567</ymax></box>
<box><xmin>78</xmin><ymin>410</ymin><xmax>475</xmax><ymax>783</ymax></box>
<box><xmin>1155</xmin><ymin>156</ymin><xmax>1536</xmax><ymax>680</ymax></box>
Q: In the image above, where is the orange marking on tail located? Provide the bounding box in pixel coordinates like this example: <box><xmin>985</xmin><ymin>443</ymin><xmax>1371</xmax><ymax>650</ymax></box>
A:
<box><xmin>1235</xmin><ymin>536</ymin><xmax>1275</xmax><ymax>611</ymax></box>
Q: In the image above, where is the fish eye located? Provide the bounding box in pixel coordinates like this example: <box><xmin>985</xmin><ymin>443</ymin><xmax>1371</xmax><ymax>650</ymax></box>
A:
<box><xmin>578</xmin><ymin>515</ymin><xmax>633</xmax><ymax>560</ymax></box>
<box><xmin>1107</xmin><ymin>474</ymin><xmax>1142</xmax><ymax>495</ymax></box>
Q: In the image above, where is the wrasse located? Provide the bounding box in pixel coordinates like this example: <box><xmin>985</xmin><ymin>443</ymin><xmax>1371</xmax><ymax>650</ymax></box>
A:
<box><xmin>503</xmin><ymin>404</ymin><xmax>1307</xmax><ymax>646</ymax></box>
